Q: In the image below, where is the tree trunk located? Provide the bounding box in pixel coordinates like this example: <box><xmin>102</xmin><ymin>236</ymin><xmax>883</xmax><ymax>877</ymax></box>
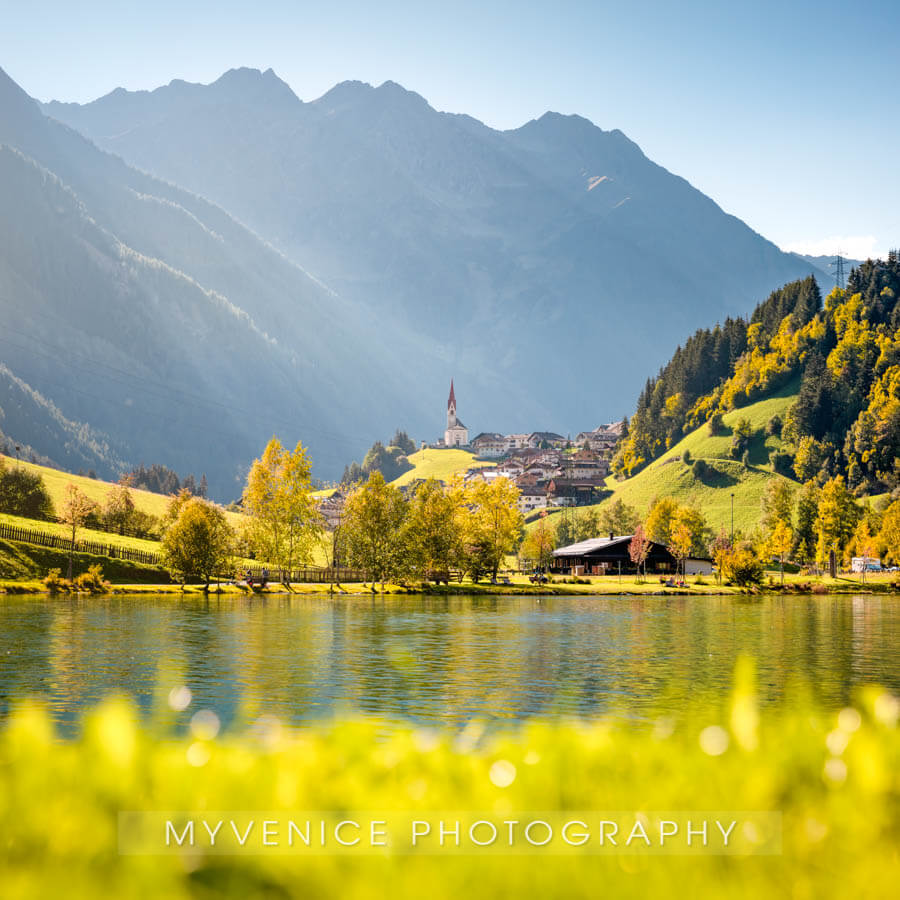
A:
<box><xmin>68</xmin><ymin>527</ymin><xmax>75</xmax><ymax>580</ymax></box>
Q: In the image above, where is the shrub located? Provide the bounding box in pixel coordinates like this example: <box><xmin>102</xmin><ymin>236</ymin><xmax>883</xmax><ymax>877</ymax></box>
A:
<box><xmin>765</xmin><ymin>415</ymin><xmax>783</xmax><ymax>437</ymax></box>
<box><xmin>707</xmin><ymin>412</ymin><xmax>725</xmax><ymax>436</ymax></box>
<box><xmin>42</xmin><ymin>568</ymin><xmax>69</xmax><ymax>593</ymax></box>
<box><xmin>72</xmin><ymin>564</ymin><xmax>109</xmax><ymax>593</ymax></box>
<box><xmin>730</xmin><ymin>418</ymin><xmax>753</xmax><ymax>459</ymax></box>
<box><xmin>769</xmin><ymin>450</ymin><xmax>794</xmax><ymax>477</ymax></box>
<box><xmin>682</xmin><ymin>449</ymin><xmax>692</xmax><ymax>465</ymax></box>
<box><xmin>722</xmin><ymin>545</ymin><xmax>764</xmax><ymax>586</ymax></box>
<box><xmin>691</xmin><ymin>459</ymin><xmax>707</xmax><ymax>480</ymax></box>
<box><xmin>129</xmin><ymin>509</ymin><xmax>161</xmax><ymax>540</ymax></box>
<box><xmin>0</xmin><ymin>464</ymin><xmax>55</xmax><ymax>519</ymax></box>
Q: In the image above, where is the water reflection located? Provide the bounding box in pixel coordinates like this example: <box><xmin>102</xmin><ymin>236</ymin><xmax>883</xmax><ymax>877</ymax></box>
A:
<box><xmin>0</xmin><ymin>594</ymin><xmax>897</xmax><ymax>734</ymax></box>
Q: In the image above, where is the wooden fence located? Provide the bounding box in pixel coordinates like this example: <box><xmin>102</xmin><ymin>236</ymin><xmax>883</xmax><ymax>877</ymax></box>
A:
<box><xmin>0</xmin><ymin>521</ymin><xmax>162</xmax><ymax>566</ymax></box>
<box><xmin>241</xmin><ymin>564</ymin><xmax>369</xmax><ymax>584</ymax></box>
<box><xmin>0</xmin><ymin>521</ymin><xmax>370</xmax><ymax>582</ymax></box>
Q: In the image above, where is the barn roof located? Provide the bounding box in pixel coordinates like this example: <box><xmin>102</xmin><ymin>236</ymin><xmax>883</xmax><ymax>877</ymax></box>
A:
<box><xmin>553</xmin><ymin>535</ymin><xmax>634</xmax><ymax>556</ymax></box>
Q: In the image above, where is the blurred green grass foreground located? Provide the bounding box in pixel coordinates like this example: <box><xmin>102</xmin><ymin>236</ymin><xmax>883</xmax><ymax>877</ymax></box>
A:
<box><xmin>1</xmin><ymin>661</ymin><xmax>898</xmax><ymax>899</ymax></box>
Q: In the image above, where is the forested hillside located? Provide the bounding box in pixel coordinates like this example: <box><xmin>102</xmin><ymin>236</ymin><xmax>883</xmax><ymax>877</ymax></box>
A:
<box><xmin>614</xmin><ymin>257</ymin><xmax>900</xmax><ymax>496</ymax></box>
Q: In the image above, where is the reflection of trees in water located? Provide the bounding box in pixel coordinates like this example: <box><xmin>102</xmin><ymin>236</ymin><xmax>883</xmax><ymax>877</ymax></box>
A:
<box><xmin>1</xmin><ymin>593</ymin><xmax>897</xmax><ymax>735</ymax></box>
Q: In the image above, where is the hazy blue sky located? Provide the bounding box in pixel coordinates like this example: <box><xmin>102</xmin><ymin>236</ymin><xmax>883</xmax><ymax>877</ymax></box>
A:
<box><xmin>4</xmin><ymin>0</ymin><xmax>898</xmax><ymax>257</ymax></box>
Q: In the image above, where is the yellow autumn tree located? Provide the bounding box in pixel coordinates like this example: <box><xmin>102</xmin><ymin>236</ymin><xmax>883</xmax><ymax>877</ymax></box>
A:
<box><xmin>766</xmin><ymin>519</ymin><xmax>793</xmax><ymax>585</ymax></box>
<box><xmin>461</xmin><ymin>477</ymin><xmax>524</xmax><ymax>581</ymax></box>
<box><xmin>242</xmin><ymin>437</ymin><xmax>322</xmax><ymax>582</ymax></box>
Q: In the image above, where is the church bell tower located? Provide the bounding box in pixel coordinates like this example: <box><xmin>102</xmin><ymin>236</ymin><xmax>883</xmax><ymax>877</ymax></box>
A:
<box><xmin>447</xmin><ymin>379</ymin><xmax>457</xmax><ymax>429</ymax></box>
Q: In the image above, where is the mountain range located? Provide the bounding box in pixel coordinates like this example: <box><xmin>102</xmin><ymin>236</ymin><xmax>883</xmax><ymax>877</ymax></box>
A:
<box><xmin>2</xmin><ymin>65</ymin><xmax>833</xmax><ymax>496</ymax></box>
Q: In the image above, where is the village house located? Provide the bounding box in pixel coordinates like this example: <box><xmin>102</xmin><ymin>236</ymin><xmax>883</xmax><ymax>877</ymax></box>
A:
<box><xmin>470</xmin><ymin>432</ymin><xmax>507</xmax><ymax>458</ymax></box>
<box><xmin>517</xmin><ymin>485</ymin><xmax>548</xmax><ymax>513</ymax></box>
<box><xmin>316</xmin><ymin>491</ymin><xmax>346</xmax><ymax>530</ymax></box>
<box><xmin>504</xmin><ymin>433</ymin><xmax>531</xmax><ymax>451</ymax></box>
<box><xmin>521</xmin><ymin>461</ymin><xmax>560</xmax><ymax>480</ymax></box>
<box><xmin>545</xmin><ymin>478</ymin><xmax>601</xmax><ymax>507</ymax></box>
<box><xmin>496</xmin><ymin>459</ymin><xmax>526</xmax><ymax>479</ymax></box>
<box><xmin>527</xmin><ymin>431</ymin><xmax>567</xmax><ymax>449</ymax></box>
<box><xmin>560</xmin><ymin>457</ymin><xmax>608</xmax><ymax>481</ymax></box>
<box><xmin>551</xmin><ymin>534</ymin><xmax>713</xmax><ymax>576</ymax></box>
<box><xmin>463</xmin><ymin>466</ymin><xmax>501</xmax><ymax>483</ymax></box>
<box><xmin>575</xmin><ymin>423</ymin><xmax>622</xmax><ymax>452</ymax></box>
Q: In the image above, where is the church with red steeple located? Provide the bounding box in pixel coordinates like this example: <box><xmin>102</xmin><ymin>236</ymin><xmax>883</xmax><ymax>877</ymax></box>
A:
<box><xmin>444</xmin><ymin>379</ymin><xmax>469</xmax><ymax>447</ymax></box>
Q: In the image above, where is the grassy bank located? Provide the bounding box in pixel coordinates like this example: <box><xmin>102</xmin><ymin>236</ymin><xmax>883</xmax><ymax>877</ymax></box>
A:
<box><xmin>0</xmin><ymin>538</ymin><xmax>170</xmax><ymax>585</ymax></box>
<box><xmin>2</xmin><ymin>571</ymin><xmax>897</xmax><ymax>597</ymax></box>
<box><xmin>0</xmin><ymin>666</ymin><xmax>897</xmax><ymax>898</ymax></box>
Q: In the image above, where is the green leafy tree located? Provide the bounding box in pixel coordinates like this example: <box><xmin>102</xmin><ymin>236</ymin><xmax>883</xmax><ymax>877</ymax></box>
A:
<box><xmin>390</xmin><ymin>429</ymin><xmax>417</xmax><ymax>455</ymax></box>
<box><xmin>340</xmin><ymin>471</ymin><xmax>409</xmax><ymax>590</ymax></box>
<box><xmin>599</xmin><ymin>499</ymin><xmax>640</xmax><ymax>537</ymax></box>
<box><xmin>794</xmin><ymin>481</ymin><xmax>820</xmax><ymax>565</ymax></box>
<box><xmin>731</xmin><ymin>418</ymin><xmax>753</xmax><ymax>460</ymax></box>
<box><xmin>555</xmin><ymin>506</ymin><xmax>576</xmax><ymax>547</ymax></box>
<box><xmin>708</xmin><ymin>411</ymin><xmax>725</xmax><ymax>436</ymax></box>
<box><xmin>103</xmin><ymin>477</ymin><xmax>135</xmax><ymax>535</ymax></box>
<box><xmin>242</xmin><ymin>437</ymin><xmax>322</xmax><ymax>581</ymax></box>
<box><xmin>793</xmin><ymin>436</ymin><xmax>830</xmax><ymax>483</ymax></box>
<box><xmin>161</xmin><ymin>488</ymin><xmax>194</xmax><ymax>534</ymax></box>
<box><xmin>761</xmin><ymin>480</ymin><xmax>794</xmax><ymax>533</ymax></box>
<box><xmin>0</xmin><ymin>460</ymin><xmax>54</xmax><ymax>519</ymax></box>
<box><xmin>161</xmin><ymin>498</ymin><xmax>235</xmax><ymax>590</ymax></box>
<box><xmin>674</xmin><ymin>505</ymin><xmax>709</xmax><ymax>556</ymax></box>
<box><xmin>573</xmin><ymin>507</ymin><xmax>601</xmax><ymax>541</ymax></box>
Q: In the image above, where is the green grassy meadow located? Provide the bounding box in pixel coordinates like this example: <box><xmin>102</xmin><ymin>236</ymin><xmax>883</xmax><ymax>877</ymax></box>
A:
<box><xmin>0</xmin><ymin>454</ymin><xmax>171</xmax><ymax>518</ymax></box>
<box><xmin>391</xmin><ymin>448</ymin><xmax>491</xmax><ymax>487</ymax></box>
<box><xmin>535</xmin><ymin>388</ymin><xmax>799</xmax><ymax>538</ymax></box>
<box><xmin>0</xmin><ymin>512</ymin><xmax>163</xmax><ymax>554</ymax></box>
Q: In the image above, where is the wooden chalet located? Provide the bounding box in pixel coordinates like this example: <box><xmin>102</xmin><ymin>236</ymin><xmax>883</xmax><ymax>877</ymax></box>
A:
<box><xmin>551</xmin><ymin>534</ymin><xmax>712</xmax><ymax>576</ymax></box>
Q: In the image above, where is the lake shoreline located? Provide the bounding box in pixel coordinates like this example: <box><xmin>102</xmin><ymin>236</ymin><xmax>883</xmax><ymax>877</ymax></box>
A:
<box><xmin>2</xmin><ymin>579</ymin><xmax>898</xmax><ymax>597</ymax></box>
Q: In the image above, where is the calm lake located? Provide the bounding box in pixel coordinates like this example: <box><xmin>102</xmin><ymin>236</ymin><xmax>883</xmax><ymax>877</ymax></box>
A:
<box><xmin>1</xmin><ymin>593</ymin><xmax>898</xmax><ymax>734</ymax></box>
